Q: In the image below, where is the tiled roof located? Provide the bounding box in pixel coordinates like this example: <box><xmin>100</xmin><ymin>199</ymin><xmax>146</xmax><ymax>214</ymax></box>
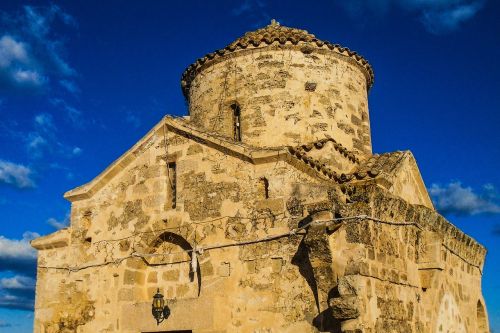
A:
<box><xmin>288</xmin><ymin>140</ymin><xmax>407</xmax><ymax>184</ymax></box>
<box><xmin>181</xmin><ymin>20</ymin><xmax>374</xmax><ymax>99</ymax></box>
<box><xmin>289</xmin><ymin>137</ymin><xmax>359</xmax><ymax>164</ymax></box>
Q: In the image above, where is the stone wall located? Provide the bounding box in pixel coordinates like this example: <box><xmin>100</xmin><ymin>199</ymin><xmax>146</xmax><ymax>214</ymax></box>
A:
<box><xmin>188</xmin><ymin>46</ymin><xmax>371</xmax><ymax>157</ymax></box>
<box><xmin>33</xmin><ymin>123</ymin><xmax>335</xmax><ymax>333</ymax></box>
<box><xmin>327</xmin><ymin>184</ymin><xmax>489</xmax><ymax>333</ymax></box>
<box><xmin>32</xmin><ymin>127</ymin><xmax>488</xmax><ymax>333</ymax></box>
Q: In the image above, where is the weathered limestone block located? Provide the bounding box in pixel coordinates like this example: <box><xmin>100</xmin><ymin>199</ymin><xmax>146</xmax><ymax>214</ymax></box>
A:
<box><xmin>330</xmin><ymin>295</ymin><xmax>360</xmax><ymax>320</ymax></box>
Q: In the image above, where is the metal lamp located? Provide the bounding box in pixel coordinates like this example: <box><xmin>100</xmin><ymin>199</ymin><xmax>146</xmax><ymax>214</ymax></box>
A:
<box><xmin>152</xmin><ymin>288</ymin><xmax>170</xmax><ymax>325</ymax></box>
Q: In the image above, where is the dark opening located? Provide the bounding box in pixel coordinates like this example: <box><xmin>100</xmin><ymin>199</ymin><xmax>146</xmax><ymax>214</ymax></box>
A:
<box><xmin>260</xmin><ymin>177</ymin><xmax>269</xmax><ymax>199</ymax></box>
<box><xmin>231</xmin><ymin>103</ymin><xmax>241</xmax><ymax>142</ymax></box>
<box><xmin>84</xmin><ymin>237</ymin><xmax>92</xmax><ymax>244</ymax></box>
<box><xmin>477</xmin><ymin>300</ymin><xmax>488</xmax><ymax>332</ymax></box>
<box><xmin>168</xmin><ymin>162</ymin><xmax>177</xmax><ymax>209</ymax></box>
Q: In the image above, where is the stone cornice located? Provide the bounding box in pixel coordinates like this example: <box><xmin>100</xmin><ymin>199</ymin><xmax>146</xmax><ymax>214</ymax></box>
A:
<box><xmin>31</xmin><ymin>228</ymin><xmax>69</xmax><ymax>250</ymax></box>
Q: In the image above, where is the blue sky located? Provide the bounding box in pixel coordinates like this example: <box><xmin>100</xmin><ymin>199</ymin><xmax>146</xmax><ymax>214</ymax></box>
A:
<box><xmin>0</xmin><ymin>0</ymin><xmax>499</xmax><ymax>331</ymax></box>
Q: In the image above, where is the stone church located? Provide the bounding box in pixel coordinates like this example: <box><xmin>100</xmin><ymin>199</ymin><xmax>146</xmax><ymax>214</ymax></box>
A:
<box><xmin>32</xmin><ymin>21</ymin><xmax>489</xmax><ymax>333</ymax></box>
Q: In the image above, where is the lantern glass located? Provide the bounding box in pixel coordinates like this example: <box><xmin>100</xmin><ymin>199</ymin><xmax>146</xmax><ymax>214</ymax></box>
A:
<box><xmin>152</xmin><ymin>289</ymin><xmax>166</xmax><ymax>325</ymax></box>
<box><xmin>153</xmin><ymin>296</ymin><xmax>164</xmax><ymax>309</ymax></box>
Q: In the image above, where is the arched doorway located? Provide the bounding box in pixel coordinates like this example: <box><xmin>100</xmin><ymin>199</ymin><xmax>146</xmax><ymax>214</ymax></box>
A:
<box><xmin>476</xmin><ymin>300</ymin><xmax>489</xmax><ymax>333</ymax></box>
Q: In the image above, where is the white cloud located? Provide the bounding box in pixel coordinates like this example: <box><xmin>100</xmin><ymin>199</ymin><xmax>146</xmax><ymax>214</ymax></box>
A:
<box><xmin>0</xmin><ymin>35</ymin><xmax>29</xmax><ymax>67</ymax></box>
<box><xmin>25</xmin><ymin>113</ymin><xmax>82</xmax><ymax>159</ymax></box>
<box><xmin>50</xmin><ymin>98</ymin><xmax>83</xmax><ymax>127</ymax></box>
<box><xmin>0</xmin><ymin>160</ymin><xmax>35</xmax><ymax>188</ymax></box>
<box><xmin>0</xmin><ymin>274</ymin><xmax>36</xmax><ymax>310</ymax></box>
<box><xmin>0</xmin><ymin>5</ymin><xmax>77</xmax><ymax>91</ymax></box>
<box><xmin>47</xmin><ymin>212</ymin><xmax>70</xmax><ymax>230</ymax></box>
<box><xmin>0</xmin><ymin>232</ymin><xmax>38</xmax><ymax>261</ymax></box>
<box><xmin>0</xmin><ymin>232</ymin><xmax>38</xmax><ymax>277</ymax></box>
<box><xmin>12</xmin><ymin>69</ymin><xmax>45</xmax><ymax>86</ymax></box>
<box><xmin>0</xmin><ymin>275</ymin><xmax>35</xmax><ymax>290</ymax></box>
<box><xmin>337</xmin><ymin>0</ymin><xmax>485</xmax><ymax>34</ymax></box>
<box><xmin>72</xmin><ymin>147</ymin><xmax>82</xmax><ymax>156</ymax></box>
<box><xmin>231</xmin><ymin>0</ymin><xmax>272</xmax><ymax>27</ymax></box>
<box><xmin>59</xmin><ymin>79</ymin><xmax>80</xmax><ymax>94</ymax></box>
<box><xmin>429</xmin><ymin>181</ymin><xmax>500</xmax><ymax>216</ymax></box>
<box><xmin>34</xmin><ymin>113</ymin><xmax>55</xmax><ymax>132</ymax></box>
<box><xmin>47</xmin><ymin>208</ymin><xmax>72</xmax><ymax>230</ymax></box>
<box><xmin>22</xmin><ymin>5</ymin><xmax>76</xmax><ymax>77</ymax></box>
<box><xmin>419</xmin><ymin>1</ymin><xmax>484</xmax><ymax>34</ymax></box>
<box><xmin>26</xmin><ymin>133</ymin><xmax>48</xmax><ymax>158</ymax></box>
<box><xmin>0</xmin><ymin>35</ymin><xmax>45</xmax><ymax>89</ymax></box>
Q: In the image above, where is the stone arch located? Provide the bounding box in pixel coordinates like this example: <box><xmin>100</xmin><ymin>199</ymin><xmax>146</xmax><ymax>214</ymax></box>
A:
<box><xmin>434</xmin><ymin>292</ymin><xmax>466</xmax><ymax>333</ymax></box>
<box><xmin>476</xmin><ymin>299</ymin><xmax>489</xmax><ymax>333</ymax></box>
<box><xmin>144</xmin><ymin>231</ymin><xmax>201</xmax><ymax>298</ymax></box>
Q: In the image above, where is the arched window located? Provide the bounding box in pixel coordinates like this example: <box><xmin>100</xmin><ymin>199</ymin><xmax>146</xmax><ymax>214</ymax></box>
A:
<box><xmin>167</xmin><ymin>162</ymin><xmax>176</xmax><ymax>209</ymax></box>
<box><xmin>231</xmin><ymin>103</ymin><xmax>241</xmax><ymax>142</ymax></box>
<box><xmin>477</xmin><ymin>300</ymin><xmax>488</xmax><ymax>333</ymax></box>
<box><xmin>258</xmin><ymin>177</ymin><xmax>269</xmax><ymax>199</ymax></box>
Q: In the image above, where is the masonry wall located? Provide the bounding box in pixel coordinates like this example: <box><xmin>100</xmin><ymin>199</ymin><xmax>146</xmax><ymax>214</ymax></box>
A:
<box><xmin>33</xmin><ymin>135</ymin><xmax>489</xmax><ymax>333</ymax></box>
<box><xmin>33</xmin><ymin>128</ymin><xmax>341</xmax><ymax>333</ymax></box>
<box><xmin>325</xmin><ymin>184</ymin><xmax>489</xmax><ymax>333</ymax></box>
<box><xmin>188</xmin><ymin>46</ymin><xmax>372</xmax><ymax>157</ymax></box>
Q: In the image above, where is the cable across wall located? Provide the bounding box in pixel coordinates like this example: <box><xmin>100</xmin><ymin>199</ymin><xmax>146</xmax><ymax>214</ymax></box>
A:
<box><xmin>37</xmin><ymin>214</ymin><xmax>481</xmax><ymax>275</ymax></box>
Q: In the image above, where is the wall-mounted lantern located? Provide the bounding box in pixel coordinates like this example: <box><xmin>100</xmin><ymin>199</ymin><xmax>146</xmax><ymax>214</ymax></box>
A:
<box><xmin>152</xmin><ymin>288</ymin><xmax>170</xmax><ymax>325</ymax></box>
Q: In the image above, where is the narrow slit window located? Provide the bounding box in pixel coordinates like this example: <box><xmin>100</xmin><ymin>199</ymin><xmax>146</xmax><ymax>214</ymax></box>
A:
<box><xmin>259</xmin><ymin>177</ymin><xmax>269</xmax><ymax>199</ymax></box>
<box><xmin>168</xmin><ymin>162</ymin><xmax>177</xmax><ymax>209</ymax></box>
<box><xmin>231</xmin><ymin>104</ymin><xmax>241</xmax><ymax>142</ymax></box>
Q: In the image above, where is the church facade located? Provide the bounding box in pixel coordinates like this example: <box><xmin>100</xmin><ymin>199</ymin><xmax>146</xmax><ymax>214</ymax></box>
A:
<box><xmin>32</xmin><ymin>22</ymin><xmax>489</xmax><ymax>333</ymax></box>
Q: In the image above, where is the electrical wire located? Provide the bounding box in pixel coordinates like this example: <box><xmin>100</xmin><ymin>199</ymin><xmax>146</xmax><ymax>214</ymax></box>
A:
<box><xmin>38</xmin><ymin>214</ymin><xmax>481</xmax><ymax>275</ymax></box>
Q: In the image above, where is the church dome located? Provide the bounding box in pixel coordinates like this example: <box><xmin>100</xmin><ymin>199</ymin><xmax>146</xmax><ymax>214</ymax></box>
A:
<box><xmin>181</xmin><ymin>20</ymin><xmax>374</xmax><ymax>99</ymax></box>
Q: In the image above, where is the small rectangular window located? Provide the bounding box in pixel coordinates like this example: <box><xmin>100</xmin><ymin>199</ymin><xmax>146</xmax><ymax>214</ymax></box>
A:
<box><xmin>232</xmin><ymin>104</ymin><xmax>241</xmax><ymax>142</ymax></box>
<box><xmin>259</xmin><ymin>177</ymin><xmax>269</xmax><ymax>199</ymax></box>
<box><xmin>167</xmin><ymin>162</ymin><xmax>176</xmax><ymax>208</ymax></box>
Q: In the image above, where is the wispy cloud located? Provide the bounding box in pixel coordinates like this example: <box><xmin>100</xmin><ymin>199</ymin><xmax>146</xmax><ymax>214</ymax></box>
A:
<box><xmin>231</xmin><ymin>0</ymin><xmax>272</xmax><ymax>28</ymax></box>
<box><xmin>34</xmin><ymin>113</ymin><xmax>55</xmax><ymax>133</ymax></box>
<box><xmin>125</xmin><ymin>111</ymin><xmax>141</xmax><ymax>128</ymax></box>
<box><xmin>50</xmin><ymin>98</ymin><xmax>83</xmax><ymax>127</ymax></box>
<box><xmin>47</xmin><ymin>212</ymin><xmax>70</xmax><ymax>230</ymax></box>
<box><xmin>0</xmin><ymin>231</ymin><xmax>38</xmax><ymax>277</ymax></box>
<box><xmin>59</xmin><ymin>79</ymin><xmax>80</xmax><ymax>94</ymax></box>
<box><xmin>25</xmin><ymin>112</ymin><xmax>82</xmax><ymax>159</ymax></box>
<box><xmin>0</xmin><ymin>4</ymin><xmax>77</xmax><ymax>92</ymax></box>
<box><xmin>0</xmin><ymin>232</ymin><xmax>39</xmax><ymax>311</ymax></box>
<box><xmin>72</xmin><ymin>147</ymin><xmax>82</xmax><ymax>156</ymax></box>
<box><xmin>0</xmin><ymin>35</ymin><xmax>46</xmax><ymax>89</ymax></box>
<box><xmin>429</xmin><ymin>181</ymin><xmax>500</xmax><ymax>216</ymax></box>
<box><xmin>418</xmin><ymin>0</ymin><xmax>484</xmax><ymax>34</ymax></box>
<box><xmin>0</xmin><ymin>275</ymin><xmax>36</xmax><ymax>310</ymax></box>
<box><xmin>336</xmin><ymin>0</ymin><xmax>485</xmax><ymax>34</ymax></box>
<box><xmin>0</xmin><ymin>160</ymin><xmax>35</xmax><ymax>189</ymax></box>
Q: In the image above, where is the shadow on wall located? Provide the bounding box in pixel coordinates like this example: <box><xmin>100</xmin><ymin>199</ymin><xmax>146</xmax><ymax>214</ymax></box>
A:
<box><xmin>291</xmin><ymin>235</ymin><xmax>342</xmax><ymax>333</ymax></box>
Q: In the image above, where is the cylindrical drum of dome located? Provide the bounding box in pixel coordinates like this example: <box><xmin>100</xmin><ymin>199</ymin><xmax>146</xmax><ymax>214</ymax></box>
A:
<box><xmin>181</xmin><ymin>21</ymin><xmax>374</xmax><ymax>157</ymax></box>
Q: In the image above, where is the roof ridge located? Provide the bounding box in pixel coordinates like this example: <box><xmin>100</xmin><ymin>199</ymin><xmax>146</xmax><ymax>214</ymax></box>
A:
<box><xmin>181</xmin><ymin>23</ymin><xmax>374</xmax><ymax>99</ymax></box>
<box><xmin>289</xmin><ymin>137</ymin><xmax>360</xmax><ymax>164</ymax></box>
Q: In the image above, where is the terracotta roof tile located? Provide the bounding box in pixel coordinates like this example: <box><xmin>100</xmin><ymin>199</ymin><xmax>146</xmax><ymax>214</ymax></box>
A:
<box><xmin>181</xmin><ymin>20</ymin><xmax>374</xmax><ymax>99</ymax></box>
